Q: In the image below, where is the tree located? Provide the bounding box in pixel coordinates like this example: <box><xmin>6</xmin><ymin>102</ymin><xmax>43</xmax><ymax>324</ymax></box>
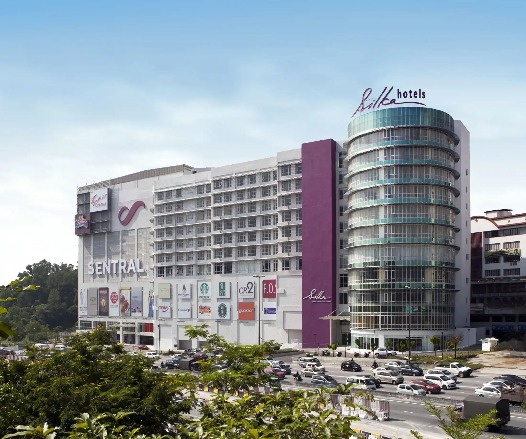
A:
<box><xmin>411</xmin><ymin>401</ymin><xmax>505</xmax><ymax>439</ymax></box>
<box><xmin>447</xmin><ymin>335</ymin><xmax>463</xmax><ymax>359</ymax></box>
<box><xmin>0</xmin><ymin>276</ymin><xmax>39</xmax><ymax>339</ymax></box>
<box><xmin>328</xmin><ymin>343</ymin><xmax>338</xmax><ymax>357</ymax></box>
<box><xmin>430</xmin><ymin>336</ymin><xmax>441</xmax><ymax>356</ymax></box>
<box><xmin>399</xmin><ymin>340</ymin><xmax>407</xmax><ymax>353</ymax></box>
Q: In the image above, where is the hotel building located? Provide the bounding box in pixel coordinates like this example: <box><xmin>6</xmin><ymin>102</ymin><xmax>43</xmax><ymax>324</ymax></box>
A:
<box><xmin>471</xmin><ymin>209</ymin><xmax>526</xmax><ymax>339</ymax></box>
<box><xmin>76</xmin><ymin>98</ymin><xmax>473</xmax><ymax>351</ymax></box>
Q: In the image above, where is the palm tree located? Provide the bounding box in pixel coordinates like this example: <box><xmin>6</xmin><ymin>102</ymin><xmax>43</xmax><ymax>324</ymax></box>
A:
<box><xmin>447</xmin><ymin>335</ymin><xmax>463</xmax><ymax>359</ymax></box>
<box><xmin>430</xmin><ymin>335</ymin><xmax>441</xmax><ymax>356</ymax></box>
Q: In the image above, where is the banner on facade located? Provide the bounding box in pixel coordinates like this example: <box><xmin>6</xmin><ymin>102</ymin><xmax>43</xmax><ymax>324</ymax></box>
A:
<box><xmin>131</xmin><ymin>287</ymin><xmax>143</xmax><ymax>317</ymax></box>
<box><xmin>218</xmin><ymin>281</ymin><xmax>231</xmax><ymax>299</ymax></box>
<box><xmin>198</xmin><ymin>304</ymin><xmax>212</xmax><ymax>319</ymax></box>
<box><xmin>158</xmin><ymin>303</ymin><xmax>172</xmax><ymax>318</ymax></box>
<box><xmin>177</xmin><ymin>283</ymin><xmax>191</xmax><ymax>299</ymax></box>
<box><xmin>238</xmin><ymin>279</ymin><xmax>255</xmax><ymax>299</ymax></box>
<box><xmin>144</xmin><ymin>289</ymin><xmax>155</xmax><ymax>318</ymax></box>
<box><xmin>87</xmin><ymin>288</ymin><xmax>98</xmax><ymax>316</ymax></box>
<box><xmin>109</xmin><ymin>289</ymin><xmax>120</xmax><ymax>317</ymax></box>
<box><xmin>263</xmin><ymin>301</ymin><xmax>277</xmax><ymax>320</ymax></box>
<box><xmin>98</xmin><ymin>287</ymin><xmax>109</xmax><ymax>316</ymax></box>
<box><xmin>79</xmin><ymin>288</ymin><xmax>87</xmax><ymax>316</ymax></box>
<box><xmin>119</xmin><ymin>288</ymin><xmax>131</xmax><ymax>317</ymax></box>
<box><xmin>158</xmin><ymin>283</ymin><xmax>171</xmax><ymax>299</ymax></box>
<box><xmin>216</xmin><ymin>302</ymin><xmax>231</xmax><ymax>320</ymax></box>
<box><xmin>177</xmin><ymin>305</ymin><xmax>192</xmax><ymax>319</ymax></box>
<box><xmin>237</xmin><ymin>302</ymin><xmax>255</xmax><ymax>320</ymax></box>
<box><xmin>262</xmin><ymin>279</ymin><xmax>277</xmax><ymax>299</ymax></box>
<box><xmin>198</xmin><ymin>281</ymin><xmax>211</xmax><ymax>299</ymax></box>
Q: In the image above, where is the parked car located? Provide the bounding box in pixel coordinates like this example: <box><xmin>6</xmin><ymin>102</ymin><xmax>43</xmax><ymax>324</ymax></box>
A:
<box><xmin>426</xmin><ymin>368</ymin><xmax>458</xmax><ymax>382</ymax></box>
<box><xmin>424</xmin><ymin>373</ymin><xmax>457</xmax><ymax>390</ymax></box>
<box><xmin>311</xmin><ymin>374</ymin><xmax>339</xmax><ymax>388</ymax></box>
<box><xmin>384</xmin><ymin>361</ymin><xmax>405</xmax><ymax>369</ymax></box>
<box><xmin>341</xmin><ymin>360</ymin><xmax>362</xmax><ymax>372</ymax></box>
<box><xmin>361</xmin><ymin>374</ymin><xmax>382</xmax><ymax>388</ymax></box>
<box><xmin>301</xmin><ymin>364</ymin><xmax>325</xmax><ymax>377</ymax></box>
<box><xmin>138</xmin><ymin>344</ymin><xmax>150</xmax><ymax>351</ymax></box>
<box><xmin>264</xmin><ymin>367</ymin><xmax>285</xmax><ymax>380</ymax></box>
<box><xmin>163</xmin><ymin>359</ymin><xmax>180</xmax><ymax>370</ymax></box>
<box><xmin>396</xmin><ymin>383</ymin><xmax>426</xmax><ymax>396</ymax></box>
<box><xmin>373</xmin><ymin>347</ymin><xmax>395</xmax><ymax>358</ymax></box>
<box><xmin>145</xmin><ymin>352</ymin><xmax>160</xmax><ymax>360</ymax></box>
<box><xmin>299</xmin><ymin>356</ymin><xmax>321</xmax><ymax>368</ymax></box>
<box><xmin>494</xmin><ymin>374</ymin><xmax>526</xmax><ymax>387</ymax></box>
<box><xmin>399</xmin><ymin>364</ymin><xmax>424</xmax><ymax>376</ymax></box>
<box><xmin>410</xmin><ymin>379</ymin><xmax>441</xmax><ymax>394</ymax></box>
<box><xmin>434</xmin><ymin>362</ymin><xmax>472</xmax><ymax>378</ymax></box>
<box><xmin>273</xmin><ymin>364</ymin><xmax>291</xmax><ymax>375</ymax></box>
<box><xmin>475</xmin><ymin>385</ymin><xmax>502</xmax><ymax>398</ymax></box>
<box><xmin>345</xmin><ymin>375</ymin><xmax>377</xmax><ymax>390</ymax></box>
<box><xmin>346</xmin><ymin>347</ymin><xmax>372</xmax><ymax>357</ymax></box>
<box><xmin>484</xmin><ymin>380</ymin><xmax>515</xmax><ymax>391</ymax></box>
<box><xmin>373</xmin><ymin>368</ymin><xmax>404</xmax><ymax>385</ymax></box>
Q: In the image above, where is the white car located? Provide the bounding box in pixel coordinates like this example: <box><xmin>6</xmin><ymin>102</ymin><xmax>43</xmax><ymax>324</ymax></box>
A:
<box><xmin>424</xmin><ymin>373</ymin><xmax>457</xmax><ymax>390</ymax></box>
<box><xmin>475</xmin><ymin>386</ymin><xmax>502</xmax><ymax>398</ymax></box>
<box><xmin>483</xmin><ymin>380</ymin><xmax>514</xmax><ymax>391</ymax></box>
<box><xmin>426</xmin><ymin>368</ymin><xmax>458</xmax><ymax>382</ymax></box>
<box><xmin>145</xmin><ymin>352</ymin><xmax>160</xmax><ymax>360</ymax></box>
<box><xmin>396</xmin><ymin>383</ymin><xmax>426</xmax><ymax>396</ymax></box>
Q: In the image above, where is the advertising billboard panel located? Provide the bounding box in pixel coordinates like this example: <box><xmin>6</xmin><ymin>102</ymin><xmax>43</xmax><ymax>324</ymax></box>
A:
<box><xmin>198</xmin><ymin>304</ymin><xmax>212</xmax><ymax>319</ymax></box>
<box><xmin>74</xmin><ymin>213</ymin><xmax>90</xmax><ymax>236</ymax></box>
<box><xmin>119</xmin><ymin>288</ymin><xmax>131</xmax><ymax>317</ymax></box>
<box><xmin>177</xmin><ymin>283</ymin><xmax>191</xmax><ymax>299</ymax></box>
<box><xmin>79</xmin><ymin>288</ymin><xmax>87</xmax><ymax>316</ymax></box>
<box><xmin>262</xmin><ymin>301</ymin><xmax>277</xmax><ymax>320</ymax></box>
<box><xmin>109</xmin><ymin>289</ymin><xmax>120</xmax><ymax>317</ymax></box>
<box><xmin>198</xmin><ymin>281</ymin><xmax>211</xmax><ymax>299</ymax></box>
<box><xmin>158</xmin><ymin>283</ymin><xmax>171</xmax><ymax>299</ymax></box>
<box><xmin>90</xmin><ymin>188</ymin><xmax>109</xmax><ymax>212</ymax></box>
<box><xmin>218</xmin><ymin>281</ymin><xmax>231</xmax><ymax>299</ymax></box>
<box><xmin>177</xmin><ymin>305</ymin><xmax>192</xmax><ymax>319</ymax></box>
<box><xmin>262</xmin><ymin>279</ymin><xmax>277</xmax><ymax>299</ymax></box>
<box><xmin>98</xmin><ymin>287</ymin><xmax>109</xmax><ymax>316</ymax></box>
<box><xmin>238</xmin><ymin>279</ymin><xmax>255</xmax><ymax>299</ymax></box>
<box><xmin>158</xmin><ymin>303</ymin><xmax>172</xmax><ymax>318</ymax></box>
<box><xmin>131</xmin><ymin>287</ymin><xmax>143</xmax><ymax>317</ymax></box>
<box><xmin>215</xmin><ymin>302</ymin><xmax>231</xmax><ymax>320</ymax></box>
<box><xmin>87</xmin><ymin>288</ymin><xmax>98</xmax><ymax>316</ymax></box>
<box><xmin>237</xmin><ymin>302</ymin><xmax>255</xmax><ymax>321</ymax></box>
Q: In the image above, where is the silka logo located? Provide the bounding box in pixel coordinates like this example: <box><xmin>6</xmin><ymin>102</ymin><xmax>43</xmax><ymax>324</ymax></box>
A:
<box><xmin>352</xmin><ymin>87</ymin><xmax>426</xmax><ymax>117</ymax></box>
<box><xmin>303</xmin><ymin>289</ymin><xmax>330</xmax><ymax>301</ymax></box>
<box><xmin>118</xmin><ymin>201</ymin><xmax>146</xmax><ymax>226</ymax></box>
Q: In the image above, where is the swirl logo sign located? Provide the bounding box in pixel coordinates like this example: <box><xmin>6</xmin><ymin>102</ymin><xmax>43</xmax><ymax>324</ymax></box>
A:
<box><xmin>118</xmin><ymin>201</ymin><xmax>146</xmax><ymax>226</ymax></box>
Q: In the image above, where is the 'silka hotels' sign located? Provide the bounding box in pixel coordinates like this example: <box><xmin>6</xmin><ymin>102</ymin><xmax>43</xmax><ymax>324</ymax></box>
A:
<box><xmin>352</xmin><ymin>86</ymin><xmax>426</xmax><ymax>118</ymax></box>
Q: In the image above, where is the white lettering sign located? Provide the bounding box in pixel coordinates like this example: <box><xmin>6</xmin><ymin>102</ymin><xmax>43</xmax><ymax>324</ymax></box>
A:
<box><xmin>303</xmin><ymin>289</ymin><xmax>331</xmax><ymax>303</ymax></box>
<box><xmin>88</xmin><ymin>259</ymin><xmax>146</xmax><ymax>275</ymax></box>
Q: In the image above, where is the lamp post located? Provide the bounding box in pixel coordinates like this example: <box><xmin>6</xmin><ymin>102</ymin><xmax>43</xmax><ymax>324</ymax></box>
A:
<box><xmin>252</xmin><ymin>275</ymin><xmax>265</xmax><ymax>345</ymax></box>
<box><xmin>441</xmin><ymin>331</ymin><xmax>444</xmax><ymax>359</ymax></box>
<box><xmin>405</xmin><ymin>285</ymin><xmax>412</xmax><ymax>365</ymax></box>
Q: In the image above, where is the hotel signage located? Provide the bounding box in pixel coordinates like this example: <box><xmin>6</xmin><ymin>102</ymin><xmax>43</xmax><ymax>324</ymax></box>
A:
<box><xmin>352</xmin><ymin>86</ymin><xmax>426</xmax><ymax>117</ymax></box>
<box><xmin>90</xmin><ymin>188</ymin><xmax>109</xmax><ymax>212</ymax></box>
<box><xmin>303</xmin><ymin>288</ymin><xmax>331</xmax><ymax>303</ymax></box>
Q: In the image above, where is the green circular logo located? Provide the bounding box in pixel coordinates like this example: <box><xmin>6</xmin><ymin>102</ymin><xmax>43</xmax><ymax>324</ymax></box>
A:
<box><xmin>200</xmin><ymin>283</ymin><xmax>209</xmax><ymax>295</ymax></box>
<box><xmin>218</xmin><ymin>303</ymin><xmax>227</xmax><ymax>318</ymax></box>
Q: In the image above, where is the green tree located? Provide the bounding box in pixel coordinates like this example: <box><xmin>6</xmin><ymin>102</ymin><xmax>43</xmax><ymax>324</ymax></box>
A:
<box><xmin>328</xmin><ymin>343</ymin><xmax>338</xmax><ymax>357</ymax></box>
<box><xmin>447</xmin><ymin>335</ymin><xmax>463</xmax><ymax>359</ymax></box>
<box><xmin>430</xmin><ymin>335</ymin><xmax>441</xmax><ymax>356</ymax></box>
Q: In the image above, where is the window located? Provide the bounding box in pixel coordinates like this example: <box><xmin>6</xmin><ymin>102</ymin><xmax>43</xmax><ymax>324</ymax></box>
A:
<box><xmin>295</xmin><ymin>179</ymin><xmax>302</xmax><ymax>190</ymax></box>
<box><xmin>339</xmin><ymin>273</ymin><xmax>348</xmax><ymax>288</ymax></box>
<box><xmin>238</xmin><ymin>247</ymin><xmax>246</xmax><ymax>257</ymax></box>
<box><xmin>281</xmin><ymin>164</ymin><xmax>291</xmax><ymax>176</ymax></box>
<box><xmin>237</xmin><ymin>176</ymin><xmax>245</xmax><ymax>186</ymax></box>
<box><xmin>224</xmin><ymin>248</ymin><xmax>233</xmax><ymax>258</ymax></box>
<box><xmin>223</xmin><ymin>192</ymin><xmax>232</xmax><ymax>202</ymax></box>
<box><xmin>262</xmin><ymin>215</ymin><xmax>273</xmax><ymax>226</ymax></box>
<box><xmin>282</xmin><ymin>242</ymin><xmax>292</xmax><ymax>253</ymax></box>
<box><xmin>281</xmin><ymin>195</ymin><xmax>292</xmax><ymax>207</ymax></box>
<box><xmin>238</xmin><ymin>232</ymin><xmax>246</xmax><ymax>243</ymax></box>
<box><xmin>248</xmin><ymin>202</ymin><xmax>257</xmax><ymax>213</ymax></box>
<box><xmin>197</xmin><ymin>184</ymin><xmax>205</xmax><ymax>195</ymax></box>
<box><xmin>248</xmin><ymin>189</ymin><xmax>257</xmax><ymax>199</ymax></box>
<box><xmin>484</xmin><ymin>243</ymin><xmax>500</xmax><ymax>251</ymax></box>
<box><xmin>261</xmin><ymin>245</ymin><xmax>271</xmax><ymax>256</ymax></box>
<box><xmin>238</xmin><ymin>218</ymin><xmax>246</xmax><ymax>228</ymax></box>
<box><xmin>262</xmin><ymin>230</ymin><xmax>272</xmax><ymax>241</ymax></box>
<box><xmin>485</xmin><ymin>269</ymin><xmax>501</xmax><ymax>277</ymax></box>
<box><xmin>296</xmin><ymin>209</ymin><xmax>302</xmax><ymax>221</ymax></box>
<box><xmin>282</xmin><ymin>211</ymin><xmax>292</xmax><ymax>222</ymax></box>
<box><xmin>213</xmin><ymin>194</ymin><xmax>222</xmax><ymax>203</ymax></box>
<box><xmin>223</xmin><ymin>178</ymin><xmax>232</xmax><ymax>188</ymax></box>
<box><xmin>262</xmin><ymin>171</ymin><xmax>271</xmax><ymax>182</ymax></box>
<box><xmin>296</xmin><ymin>225</ymin><xmax>302</xmax><ymax>236</ymax></box>
<box><xmin>213</xmin><ymin>180</ymin><xmax>222</xmax><ymax>190</ymax></box>
<box><xmin>247</xmin><ymin>217</ymin><xmax>257</xmax><ymax>228</ymax></box>
<box><xmin>214</xmin><ymin>236</ymin><xmax>222</xmax><ymax>245</ymax></box>
<box><xmin>247</xmin><ymin>232</ymin><xmax>257</xmax><ymax>242</ymax></box>
<box><xmin>214</xmin><ymin>249</ymin><xmax>223</xmax><ymax>259</ymax></box>
<box><xmin>504</xmin><ymin>268</ymin><xmax>520</xmax><ymax>276</ymax></box>
<box><xmin>237</xmin><ymin>190</ymin><xmax>245</xmax><ymax>200</ymax></box>
<box><xmin>339</xmin><ymin>292</ymin><xmax>348</xmax><ymax>304</ymax></box>
<box><xmin>295</xmin><ymin>163</ymin><xmax>302</xmax><ymax>174</ymax></box>
<box><xmin>186</xmin><ymin>266</ymin><xmax>193</xmax><ymax>276</ymax></box>
<box><xmin>295</xmin><ymin>194</ymin><xmax>302</xmax><ymax>205</ymax></box>
<box><xmin>248</xmin><ymin>174</ymin><xmax>257</xmax><ymax>184</ymax></box>
<box><xmin>262</xmin><ymin>186</ymin><xmax>271</xmax><ymax>197</ymax></box>
<box><xmin>214</xmin><ymin>264</ymin><xmax>223</xmax><ymax>274</ymax></box>
<box><xmin>282</xmin><ymin>260</ymin><xmax>290</xmax><ymax>271</ymax></box>
<box><xmin>224</xmin><ymin>262</ymin><xmax>233</xmax><ymax>274</ymax></box>
<box><xmin>247</xmin><ymin>246</ymin><xmax>257</xmax><ymax>256</ymax></box>
<box><xmin>262</xmin><ymin>260</ymin><xmax>271</xmax><ymax>272</ymax></box>
<box><xmin>504</xmin><ymin>241</ymin><xmax>520</xmax><ymax>249</ymax></box>
<box><xmin>296</xmin><ymin>241</ymin><xmax>302</xmax><ymax>252</ymax></box>
<box><xmin>282</xmin><ymin>226</ymin><xmax>292</xmax><ymax>238</ymax></box>
<box><xmin>281</xmin><ymin>181</ymin><xmax>292</xmax><ymax>191</ymax></box>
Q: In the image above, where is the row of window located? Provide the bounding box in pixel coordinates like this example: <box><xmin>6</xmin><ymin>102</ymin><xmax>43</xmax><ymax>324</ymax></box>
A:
<box><xmin>484</xmin><ymin>228</ymin><xmax>522</xmax><ymax>238</ymax></box>
<box><xmin>484</xmin><ymin>241</ymin><xmax>520</xmax><ymax>251</ymax></box>
<box><xmin>485</xmin><ymin>268</ymin><xmax>521</xmax><ymax>277</ymax></box>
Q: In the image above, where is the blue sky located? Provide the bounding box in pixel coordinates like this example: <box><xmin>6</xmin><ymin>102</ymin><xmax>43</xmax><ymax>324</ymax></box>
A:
<box><xmin>0</xmin><ymin>1</ymin><xmax>524</xmax><ymax>284</ymax></box>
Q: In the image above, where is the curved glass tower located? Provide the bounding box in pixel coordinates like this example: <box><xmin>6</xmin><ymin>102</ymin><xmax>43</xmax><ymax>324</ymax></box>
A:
<box><xmin>346</xmin><ymin>107</ymin><xmax>460</xmax><ymax>335</ymax></box>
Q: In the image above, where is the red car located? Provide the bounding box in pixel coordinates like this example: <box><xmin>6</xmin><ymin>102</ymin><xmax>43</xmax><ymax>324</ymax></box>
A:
<box><xmin>264</xmin><ymin>367</ymin><xmax>285</xmax><ymax>380</ymax></box>
<box><xmin>411</xmin><ymin>379</ymin><xmax>441</xmax><ymax>394</ymax></box>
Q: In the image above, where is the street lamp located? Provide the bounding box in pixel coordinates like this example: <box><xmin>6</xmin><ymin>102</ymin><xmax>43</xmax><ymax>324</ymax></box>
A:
<box><xmin>441</xmin><ymin>331</ymin><xmax>444</xmax><ymax>359</ymax></box>
<box><xmin>405</xmin><ymin>285</ymin><xmax>412</xmax><ymax>365</ymax></box>
<box><xmin>252</xmin><ymin>275</ymin><xmax>265</xmax><ymax>345</ymax></box>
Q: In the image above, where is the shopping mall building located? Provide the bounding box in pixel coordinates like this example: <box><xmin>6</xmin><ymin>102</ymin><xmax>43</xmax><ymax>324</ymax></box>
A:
<box><xmin>76</xmin><ymin>88</ymin><xmax>476</xmax><ymax>351</ymax></box>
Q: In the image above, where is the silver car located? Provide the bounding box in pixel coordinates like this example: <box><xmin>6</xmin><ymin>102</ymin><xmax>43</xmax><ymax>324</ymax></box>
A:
<box><xmin>396</xmin><ymin>383</ymin><xmax>426</xmax><ymax>396</ymax></box>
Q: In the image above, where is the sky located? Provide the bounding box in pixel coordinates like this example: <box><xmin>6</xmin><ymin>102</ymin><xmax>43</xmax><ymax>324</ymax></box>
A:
<box><xmin>0</xmin><ymin>0</ymin><xmax>525</xmax><ymax>285</ymax></box>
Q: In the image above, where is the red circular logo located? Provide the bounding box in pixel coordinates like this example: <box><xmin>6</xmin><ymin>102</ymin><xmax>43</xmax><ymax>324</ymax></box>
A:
<box><xmin>110</xmin><ymin>291</ymin><xmax>118</xmax><ymax>304</ymax></box>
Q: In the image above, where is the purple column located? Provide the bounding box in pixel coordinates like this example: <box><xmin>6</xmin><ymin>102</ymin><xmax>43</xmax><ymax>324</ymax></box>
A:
<box><xmin>301</xmin><ymin>139</ymin><xmax>337</xmax><ymax>349</ymax></box>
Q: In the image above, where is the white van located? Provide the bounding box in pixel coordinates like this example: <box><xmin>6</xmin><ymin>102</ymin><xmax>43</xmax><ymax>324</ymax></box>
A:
<box><xmin>345</xmin><ymin>376</ymin><xmax>377</xmax><ymax>390</ymax></box>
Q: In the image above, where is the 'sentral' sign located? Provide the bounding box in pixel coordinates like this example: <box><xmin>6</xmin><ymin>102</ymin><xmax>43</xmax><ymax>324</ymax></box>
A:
<box><xmin>88</xmin><ymin>259</ymin><xmax>145</xmax><ymax>275</ymax></box>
